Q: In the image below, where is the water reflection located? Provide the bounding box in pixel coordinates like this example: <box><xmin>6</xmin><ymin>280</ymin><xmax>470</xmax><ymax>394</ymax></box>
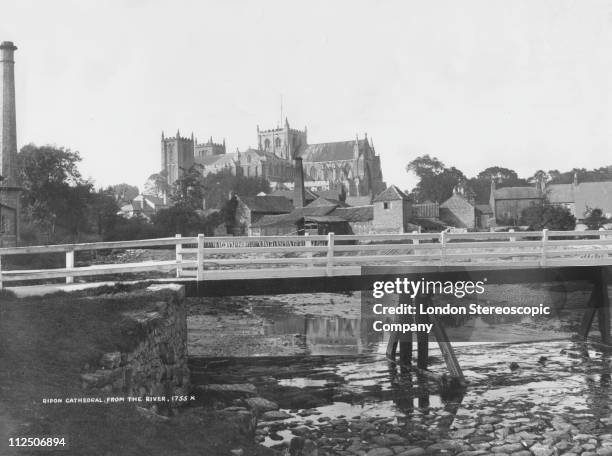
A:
<box><xmin>255</xmin><ymin>288</ymin><xmax>586</xmax><ymax>355</ymax></box>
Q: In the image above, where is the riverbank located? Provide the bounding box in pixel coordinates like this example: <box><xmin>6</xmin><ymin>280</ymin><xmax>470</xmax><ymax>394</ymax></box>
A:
<box><xmin>0</xmin><ymin>286</ymin><xmax>273</xmax><ymax>456</ymax></box>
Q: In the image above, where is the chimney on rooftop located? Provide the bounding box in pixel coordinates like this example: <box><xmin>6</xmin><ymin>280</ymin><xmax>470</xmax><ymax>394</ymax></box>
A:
<box><xmin>293</xmin><ymin>155</ymin><xmax>306</xmax><ymax>208</ymax></box>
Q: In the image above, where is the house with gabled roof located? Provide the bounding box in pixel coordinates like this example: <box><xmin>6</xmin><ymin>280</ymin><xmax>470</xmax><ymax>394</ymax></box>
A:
<box><xmin>547</xmin><ymin>174</ymin><xmax>612</xmax><ymax>220</ymax></box>
<box><xmin>489</xmin><ymin>180</ymin><xmax>544</xmax><ymax>224</ymax></box>
<box><xmin>371</xmin><ymin>185</ymin><xmax>414</xmax><ymax>234</ymax></box>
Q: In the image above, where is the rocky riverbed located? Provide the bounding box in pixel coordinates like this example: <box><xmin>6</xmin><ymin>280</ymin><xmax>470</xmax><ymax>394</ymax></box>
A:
<box><xmin>186</xmin><ymin>283</ymin><xmax>612</xmax><ymax>455</ymax></box>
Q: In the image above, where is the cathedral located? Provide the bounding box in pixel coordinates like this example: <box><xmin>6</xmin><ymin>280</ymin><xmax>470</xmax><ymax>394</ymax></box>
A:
<box><xmin>160</xmin><ymin>118</ymin><xmax>386</xmax><ymax>198</ymax></box>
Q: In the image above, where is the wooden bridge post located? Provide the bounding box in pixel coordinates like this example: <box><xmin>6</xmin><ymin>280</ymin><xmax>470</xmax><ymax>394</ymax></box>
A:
<box><xmin>541</xmin><ymin>229</ymin><xmax>549</xmax><ymax>267</ymax></box>
<box><xmin>196</xmin><ymin>233</ymin><xmax>205</xmax><ymax>282</ymax></box>
<box><xmin>429</xmin><ymin>315</ymin><xmax>465</xmax><ymax>381</ymax></box>
<box><xmin>385</xmin><ymin>303</ymin><xmax>413</xmax><ymax>364</ymax></box>
<box><xmin>326</xmin><ymin>232</ymin><xmax>335</xmax><ymax>275</ymax></box>
<box><xmin>597</xmin><ymin>267</ymin><xmax>611</xmax><ymax>345</ymax></box>
<box><xmin>175</xmin><ymin>234</ymin><xmax>183</xmax><ymax>278</ymax></box>
<box><xmin>578</xmin><ymin>267</ymin><xmax>611</xmax><ymax>345</ymax></box>
<box><xmin>416</xmin><ymin>315</ymin><xmax>429</xmax><ymax>370</ymax></box>
<box><xmin>304</xmin><ymin>232</ymin><xmax>313</xmax><ymax>268</ymax></box>
<box><xmin>65</xmin><ymin>249</ymin><xmax>74</xmax><ymax>284</ymax></box>
<box><xmin>440</xmin><ymin>231</ymin><xmax>446</xmax><ymax>265</ymax></box>
<box><xmin>415</xmin><ymin>294</ymin><xmax>430</xmax><ymax>370</ymax></box>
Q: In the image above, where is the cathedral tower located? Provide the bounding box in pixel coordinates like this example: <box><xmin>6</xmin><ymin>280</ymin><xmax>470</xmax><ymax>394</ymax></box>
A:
<box><xmin>257</xmin><ymin>118</ymin><xmax>307</xmax><ymax>160</ymax></box>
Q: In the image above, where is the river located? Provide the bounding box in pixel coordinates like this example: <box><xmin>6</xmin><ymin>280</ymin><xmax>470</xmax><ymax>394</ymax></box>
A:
<box><xmin>187</xmin><ymin>283</ymin><xmax>612</xmax><ymax>455</ymax></box>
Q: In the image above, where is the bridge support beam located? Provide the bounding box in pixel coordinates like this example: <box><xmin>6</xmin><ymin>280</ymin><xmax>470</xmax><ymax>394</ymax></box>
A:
<box><xmin>578</xmin><ymin>267</ymin><xmax>611</xmax><ymax>345</ymax></box>
<box><xmin>386</xmin><ymin>294</ymin><xmax>465</xmax><ymax>383</ymax></box>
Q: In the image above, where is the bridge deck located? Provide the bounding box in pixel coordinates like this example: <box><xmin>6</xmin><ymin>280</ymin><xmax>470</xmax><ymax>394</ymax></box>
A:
<box><xmin>2</xmin><ymin>229</ymin><xmax>612</xmax><ymax>291</ymax></box>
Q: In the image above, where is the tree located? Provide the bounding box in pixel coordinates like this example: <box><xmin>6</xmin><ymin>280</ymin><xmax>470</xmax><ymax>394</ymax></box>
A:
<box><xmin>18</xmin><ymin>144</ymin><xmax>93</xmax><ymax>239</ymax></box>
<box><xmin>88</xmin><ymin>188</ymin><xmax>121</xmax><ymax>236</ymax></box>
<box><xmin>583</xmin><ymin>207</ymin><xmax>608</xmax><ymax>230</ymax></box>
<box><xmin>199</xmin><ymin>171</ymin><xmax>271</xmax><ymax>209</ymax></box>
<box><xmin>406</xmin><ymin>155</ymin><xmax>446</xmax><ymax>177</ymax></box>
<box><xmin>521</xmin><ymin>205</ymin><xmax>576</xmax><ymax>231</ymax></box>
<box><xmin>467</xmin><ymin>166</ymin><xmax>529</xmax><ymax>204</ymax></box>
<box><xmin>528</xmin><ymin>170</ymin><xmax>549</xmax><ymax>186</ymax></box>
<box><xmin>171</xmin><ymin>166</ymin><xmax>207</xmax><ymax>210</ymax></box>
<box><xmin>476</xmin><ymin>166</ymin><xmax>520</xmax><ymax>183</ymax></box>
<box><xmin>406</xmin><ymin>155</ymin><xmax>466</xmax><ymax>203</ymax></box>
<box><xmin>151</xmin><ymin>205</ymin><xmax>204</xmax><ymax>236</ymax></box>
<box><xmin>144</xmin><ymin>170</ymin><xmax>170</xmax><ymax>198</ymax></box>
<box><xmin>107</xmin><ymin>183</ymin><xmax>139</xmax><ymax>204</ymax></box>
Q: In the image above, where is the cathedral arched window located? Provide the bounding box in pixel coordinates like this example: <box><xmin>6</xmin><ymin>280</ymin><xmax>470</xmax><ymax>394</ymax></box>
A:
<box><xmin>275</xmin><ymin>137</ymin><xmax>282</xmax><ymax>148</ymax></box>
<box><xmin>264</xmin><ymin>138</ymin><xmax>270</xmax><ymax>150</ymax></box>
<box><xmin>310</xmin><ymin>166</ymin><xmax>317</xmax><ymax>180</ymax></box>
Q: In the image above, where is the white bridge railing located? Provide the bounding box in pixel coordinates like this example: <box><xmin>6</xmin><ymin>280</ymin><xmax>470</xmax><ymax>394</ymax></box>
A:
<box><xmin>2</xmin><ymin>229</ymin><xmax>612</xmax><ymax>288</ymax></box>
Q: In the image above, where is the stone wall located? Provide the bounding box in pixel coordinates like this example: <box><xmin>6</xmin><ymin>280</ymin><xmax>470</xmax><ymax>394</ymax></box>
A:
<box><xmin>80</xmin><ymin>284</ymin><xmax>190</xmax><ymax>400</ymax></box>
<box><xmin>440</xmin><ymin>194</ymin><xmax>475</xmax><ymax>229</ymax></box>
<box><xmin>372</xmin><ymin>199</ymin><xmax>411</xmax><ymax>233</ymax></box>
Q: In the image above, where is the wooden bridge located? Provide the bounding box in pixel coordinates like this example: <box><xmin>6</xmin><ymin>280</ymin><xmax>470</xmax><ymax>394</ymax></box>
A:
<box><xmin>2</xmin><ymin>228</ymin><xmax>612</xmax><ymax>382</ymax></box>
<box><xmin>2</xmin><ymin>229</ymin><xmax>612</xmax><ymax>289</ymax></box>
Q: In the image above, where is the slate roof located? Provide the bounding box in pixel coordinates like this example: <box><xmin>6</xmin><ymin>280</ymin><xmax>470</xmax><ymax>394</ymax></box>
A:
<box><xmin>331</xmin><ymin>206</ymin><xmax>374</xmax><ymax>223</ymax></box>
<box><xmin>194</xmin><ymin>154</ymin><xmax>227</xmax><ymax>166</ymax></box>
<box><xmin>251</xmin><ymin>204</ymin><xmax>337</xmax><ymax>228</ymax></box>
<box><xmin>238</xmin><ymin>195</ymin><xmax>294</xmax><ymax>214</ymax></box>
<box><xmin>574</xmin><ymin>182</ymin><xmax>612</xmax><ymax>218</ymax></box>
<box><xmin>300</xmin><ymin>139</ymin><xmax>369</xmax><ymax>162</ymax></box>
<box><xmin>546</xmin><ymin>184</ymin><xmax>575</xmax><ymax>203</ymax></box>
<box><xmin>316</xmin><ymin>189</ymin><xmax>346</xmax><ymax>202</ymax></box>
<box><xmin>308</xmin><ymin>196</ymin><xmax>349</xmax><ymax>208</ymax></box>
<box><xmin>346</xmin><ymin>195</ymin><xmax>373</xmax><ymax>206</ymax></box>
<box><xmin>493</xmin><ymin>186</ymin><xmax>542</xmax><ymax>200</ymax></box>
<box><xmin>270</xmin><ymin>188</ymin><xmax>318</xmax><ymax>203</ymax></box>
<box><xmin>304</xmin><ymin>215</ymin><xmax>347</xmax><ymax>223</ymax></box>
<box><xmin>413</xmin><ymin>218</ymin><xmax>448</xmax><ymax>230</ymax></box>
<box><xmin>545</xmin><ymin>181</ymin><xmax>612</xmax><ymax>217</ymax></box>
<box><xmin>372</xmin><ymin>185</ymin><xmax>409</xmax><ymax>203</ymax></box>
<box><xmin>474</xmin><ymin>204</ymin><xmax>493</xmax><ymax>214</ymax></box>
<box><xmin>143</xmin><ymin>195</ymin><xmax>166</xmax><ymax>207</ymax></box>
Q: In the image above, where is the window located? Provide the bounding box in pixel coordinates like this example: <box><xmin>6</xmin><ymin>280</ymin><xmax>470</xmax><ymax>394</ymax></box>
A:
<box><xmin>383</xmin><ymin>202</ymin><xmax>390</xmax><ymax>210</ymax></box>
<box><xmin>264</xmin><ymin>138</ymin><xmax>270</xmax><ymax>150</ymax></box>
<box><xmin>275</xmin><ymin>137</ymin><xmax>282</xmax><ymax>148</ymax></box>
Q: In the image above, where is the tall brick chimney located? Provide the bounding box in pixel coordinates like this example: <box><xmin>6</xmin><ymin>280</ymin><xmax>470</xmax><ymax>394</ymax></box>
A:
<box><xmin>0</xmin><ymin>41</ymin><xmax>17</xmax><ymax>186</ymax></box>
<box><xmin>293</xmin><ymin>156</ymin><xmax>306</xmax><ymax>208</ymax></box>
<box><xmin>0</xmin><ymin>41</ymin><xmax>21</xmax><ymax>245</ymax></box>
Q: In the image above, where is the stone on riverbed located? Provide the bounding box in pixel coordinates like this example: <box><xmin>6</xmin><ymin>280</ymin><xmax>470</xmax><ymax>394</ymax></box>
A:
<box><xmin>530</xmin><ymin>442</ymin><xmax>554</xmax><ymax>456</ymax></box>
<box><xmin>396</xmin><ymin>448</ymin><xmax>425</xmax><ymax>456</ymax></box>
<box><xmin>199</xmin><ymin>383</ymin><xmax>256</xmax><ymax>394</ymax></box>
<box><xmin>244</xmin><ymin>397</ymin><xmax>279</xmax><ymax>414</ymax></box>
<box><xmin>450</xmin><ymin>427</ymin><xmax>476</xmax><ymax>439</ymax></box>
<box><xmin>261</xmin><ymin>410</ymin><xmax>292</xmax><ymax>421</ymax></box>
<box><xmin>365</xmin><ymin>448</ymin><xmax>394</xmax><ymax>456</ymax></box>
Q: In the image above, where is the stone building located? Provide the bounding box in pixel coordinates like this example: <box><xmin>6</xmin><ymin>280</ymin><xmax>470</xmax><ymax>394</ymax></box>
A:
<box><xmin>547</xmin><ymin>174</ymin><xmax>612</xmax><ymax>220</ymax></box>
<box><xmin>371</xmin><ymin>185</ymin><xmax>413</xmax><ymax>234</ymax></box>
<box><xmin>0</xmin><ymin>41</ymin><xmax>20</xmax><ymax>246</ymax></box>
<box><xmin>160</xmin><ymin>118</ymin><xmax>386</xmax><ymax>197</ymax></box>
<box><xmin>489</xmin><ymin>180</ymin><xmax>544</xmax><ymax>224</ymax></box>
<box><xmin>301</xmin><ymin>133</ymin><xmax>385</xmax><ymax>198</ymax></box>
<box><xmin>440</xmin><ymin>191</ymin><xmax>476</xmax><ymax>229</ymax></box>
<box><xmin>161</xmin><ymin>131</ymin><xmax>227</xmax><ymax>185</ymax></box>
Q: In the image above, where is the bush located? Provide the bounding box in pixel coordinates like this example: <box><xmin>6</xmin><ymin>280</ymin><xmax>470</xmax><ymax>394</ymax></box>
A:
<box><xmin>521</xmin><ymin>205</ymin><xmax>576</xmax><ymax>231</ymax></box>
<box><xmin>103</xmin><ymin>217</ymin><xmax>161</xmax><ymax>241</ymax></box>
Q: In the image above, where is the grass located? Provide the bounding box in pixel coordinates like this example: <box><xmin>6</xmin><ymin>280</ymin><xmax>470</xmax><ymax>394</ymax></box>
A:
<box><xmin>0</xmin><ymin>287</ymin><xmax>273</xmax><ymax>456</ymax></box>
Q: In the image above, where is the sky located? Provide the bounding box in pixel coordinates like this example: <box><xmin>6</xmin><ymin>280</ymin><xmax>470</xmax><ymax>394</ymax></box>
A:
<box><xmin>4</xmin><ymin>0</ymin><xmax>612</xmax><ymax>191</ymax></box>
